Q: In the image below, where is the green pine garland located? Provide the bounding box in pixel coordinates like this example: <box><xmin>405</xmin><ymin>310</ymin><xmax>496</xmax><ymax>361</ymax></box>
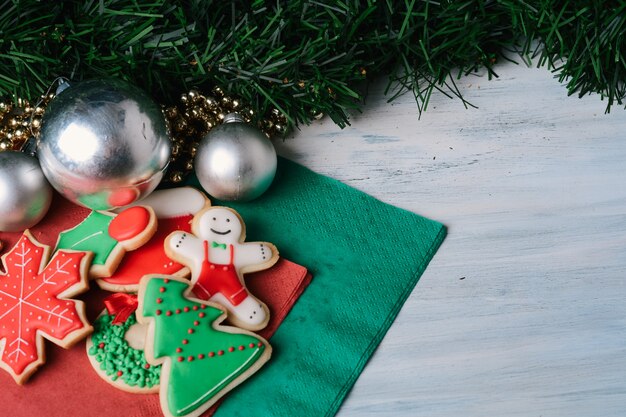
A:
<box><xmin>0</xmin><ymin>1</ymin><xmax>624</xmax><ymax>129</ymax></box>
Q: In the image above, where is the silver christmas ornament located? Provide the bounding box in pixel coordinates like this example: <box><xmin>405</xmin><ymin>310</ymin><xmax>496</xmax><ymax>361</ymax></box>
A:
<box><xmin>195</xmin><ymin>113</ymin><xmax>277</xmax><ymax>201</ymax></box>
<box><xmin>37</xmin><ymin>79</ymin><xmax>171</xmax><ymax>210</ymax></box>
<box><xmin>0</xmin><ymin>151</ymin><xmax>53</xmax><ymax>232</ymax></box>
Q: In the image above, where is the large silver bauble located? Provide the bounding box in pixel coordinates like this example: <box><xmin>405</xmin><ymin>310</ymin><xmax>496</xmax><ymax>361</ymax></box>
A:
<box><xmin>195</xmin><ymin>113</ymin><xmax>277</xmax><ymax>201</ymax></box>
<box><xmin>0</xmin><ymin>151</ymin><xmax>53</xmax><ymax>232</ymax></box>
<box><xmin>37</xmin><ymin>79</ymin><xmax>171</xmax><ymax>210</ymax></box>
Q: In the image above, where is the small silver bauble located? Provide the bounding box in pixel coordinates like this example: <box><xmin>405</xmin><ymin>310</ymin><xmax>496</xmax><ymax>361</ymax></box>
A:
<box><xmin>37</xmin><ymin>79</ymin><xmax>171</xmax><ymax>210</ymax></box>
<box><xmin>195</xmin><ymin>113</ymin><xmax>277</xmax><ymax>201</ymax></box>
<box><xmin>0</xmin><ymin>151</ymin><xmax>53</xmax><ymax>232</ymax></box>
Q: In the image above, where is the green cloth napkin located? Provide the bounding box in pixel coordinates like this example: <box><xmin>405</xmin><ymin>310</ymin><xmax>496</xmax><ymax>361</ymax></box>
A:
<box><xmin>189</xmin><ymin>158</ymin><xmax>446</xmax><ymax>417</ymax></box>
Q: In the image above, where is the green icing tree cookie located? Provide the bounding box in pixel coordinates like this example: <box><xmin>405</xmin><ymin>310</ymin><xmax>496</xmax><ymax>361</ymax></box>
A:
<box><xmin>137</xmin><ymin>276</ymin><xmax>272</xmax><ymax>417</ymax></box>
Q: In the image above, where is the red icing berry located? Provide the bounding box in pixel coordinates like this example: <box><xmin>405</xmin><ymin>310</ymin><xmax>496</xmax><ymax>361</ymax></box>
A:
<box><xmin>144</xmin><ymin>364</ymin><xmax>150</xmax><ymax>369</ymax></box>
<box><xmin>228</xmin><ymin>347</ymin><xmax>235</xmax><ymax>352</ymax></box>
<box><xmin>188</xmin><ymin>328</ymin><xmax>194</xmax><ymax>334</ymax></box>
<box><xmin>166</xmin><ymin>310</ymin><xmax>172</xmax><ymax>316</ymax></box>
<box><xmin>188</xmin><ymin>356</ymin><xmax>194</xmax><ymax>362</ymax></box>
<box><xmin>198</xmin><ymin>354</ymin><xmax>205</xmax><ymax>359</ymax></box>
<box><xmin>194</xmin><ymin>320</ymin><xmax>200</xmax><ymax>326</ymax></box>
<box><xmin>239</xmin><ymin>345</ymin><xmax>245</xmax><ymax>351</ymax></box>
<box><xmin>183</xmin><ymin>307</ymin><xmax>190</xmax><ymax>312</ymax></box>
<box><xmin>198</xmin><ymin>312</ymin><xmax>206</xmax><ymax>318</ymax></box>
<box><xmin>176</xmin><ymin>309</ymin><xmax>181</xmax><ymax>314</ymax></box>
<box><xmin>177</xmin><ymin>357</ymin><xmax>184</xmax><ymax>362</ymax></box>
<box><xmin>98</xmin><ymin>342</ymin><xmax>105</xmax><ymax>349</ymax></box>
<box><xmin>249</xmin><ymin>343</ymin><xmax>255</xmax><ymax>348</ymax></box>
<box><xmin>159</xmin><ymin>287</ymin><xmax>166</xmax><ymax>293</ymax></box>
<box><xmin>176</xmin><ymin>347</ymin><xmax>182</xmax><ymax>353</ymax></box>
<box><xmin>156</xmin><ymin>310</ymin><xmax>162</xmax><ymax>315</ymax></box>
<box><xmin>257</xmin><ymin>342</ymin><xmax>263</xmax><ymax>347</ymax></box>
<box><xmin>182</xmin><ymin>339</ymin><xmax>189</xmax><ymax>345</ymax></box>
<box><xmin>156</xmin><ymin>298</ymin><xmax>163</xmax><ymax>304</ymax></box>
<box><xmin>218</xmin><ymin>350</ymin><xmax>224</xmax><ymax>356</ymax></box>
<box><xmin>163</xmin><ymin>279</ymin><xmax>170</xmax><ymax>283</ymax></box>
<box><xmin>117</xmin><ymin>371</ymin><xmax>123</xmax><ymax>377</ymax></box>
<box><xmin>200</xmin><ymin>305</ymin><xmax>207</xmax><ymax>309</ymax></box>
<box><xmin>209</xmin><ymin>352</ymin><xmax>215</xmax><ymax>357</ymax></box>
<box><xmin>192</xmin><ymin>306</ymin><xmax>199</xmax><ymax>311</ymax></box>
<box><xmin>108</xmin><ymin>206</ymin><xmax>150</xmax><ymax>241</ymax></box>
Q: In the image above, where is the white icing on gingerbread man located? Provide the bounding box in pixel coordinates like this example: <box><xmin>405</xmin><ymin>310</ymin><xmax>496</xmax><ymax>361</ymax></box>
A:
<box><xmin>165</xmin><ymin>206</ymin><xmax>278</xmax><ymax>331</ymax></box>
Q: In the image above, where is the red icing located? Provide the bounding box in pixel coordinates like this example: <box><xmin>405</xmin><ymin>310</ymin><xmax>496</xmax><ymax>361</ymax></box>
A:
<box><xmin>107</xmin><ymin>188</ymin><xmax>138</xmax><ymax>208</ymax></box>
<box><xmin>217</xmin><ymin>350</ymin><xmax>224</xmax><ymax>356</ymax></box>
<box><xmin>117</xmin><ymin>371</ymin><xmax>123</xmax><ymax>377</ymax></box>
<box><xmin>192</xmin><ymin>242</ymin><xmax>248</xmax><ymax>306</ymax></box>
<box><xmin>209</xmin><ymin>352</ymin><xmax>215</xmax><ymax>357</ymax></box>
<box><xmin>0</xmin><ymin>234</ymin><xmax>89</xmax><ymax>378</ymax></box>
<box><xmin>228</xmin><ymin>347</ymin><xmax>234</xmax><ymax>352</ymax></box>
<box><xmin>188</xmin><ymin>329</ymin><xmax>194</xmax><ymax>334</ymax></box>
<box><xmin>100</xmin><ymin>216</ymin><xmax>193</xmax><ymax>288</ymax></box>
<box><xmin>108</xmin><ymin>206</ymin><xmax>151</xmax><ymax>242</ymax></box>
<box><xmin>103</xmin><ymin>293</ymin><xmax>138</xmax><ymax>325</ymax></box>
<box><xmin>198</xmin><ymin>354</ymin><xmax>205</xmax><ymax>359</ymax></box>
<box><xmin>238</xmin><ymin>345</ymin><xmax>245</xmax><ymax>351</ymax></box>
<box><xmin>182</xmin><ymin>339</ymin><xmax>188</xmax><ymax>345</ymax></box>
<box><xmin>177</xmin><ymin>357</ymin><xmax>184</xmax><ymax>362</ymax></box>
<box><xmin>159</xmin><ymin>287</ymin><xmax>166</xmax><ymax>293</ymax></box>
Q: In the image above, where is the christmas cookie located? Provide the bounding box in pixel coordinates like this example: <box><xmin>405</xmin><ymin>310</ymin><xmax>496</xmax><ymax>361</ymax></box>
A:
<box><xmin>0</xmin><ymin>231</ymin><xmax>92</xmax><ymax>384</ymax></box>
<box><xmin>137</xmin><ymin>275</ymin><xmax>271</xmax><ymax>417</ymax></box>
<box><xmin>55</xmin><ymin>205</ymin><xmax>157</xmax><ymax>278</ymax></box>
<box><xmin>86</xmin><ymin>293</ymin><xmax>159</xmax><ymax>393</ymax></box>
<box><xmin>165</xmin><ymin>206</ymin><xmax>278</xmax><ymax>331</ymax></box>
<box><xmin>97</xmin><ymin>187</ymin><xmax>210</xmax><ymax>292</ymax></box>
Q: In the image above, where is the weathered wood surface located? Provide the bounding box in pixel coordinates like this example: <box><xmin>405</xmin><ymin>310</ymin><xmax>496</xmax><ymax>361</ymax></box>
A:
<box><xmin>276</xmin><ymin>61</ymin><xmax>626</xmax><ymax>417</ymax></box>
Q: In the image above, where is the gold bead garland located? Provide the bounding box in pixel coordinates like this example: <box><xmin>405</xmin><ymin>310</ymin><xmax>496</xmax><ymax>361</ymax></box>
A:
<box><xmin>0</xmin><ymin>85</ymin><xmax>288</xmax><ymax>185</ymax></box>
<box><xmin>0</xmin><ymin>94</ymin><xmax>55</xmax><ymax>152</ymax></box>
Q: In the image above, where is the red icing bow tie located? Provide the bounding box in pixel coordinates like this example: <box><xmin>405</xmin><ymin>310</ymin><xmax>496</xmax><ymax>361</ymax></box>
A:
<box><xmin>104</xmin><ymin>293</ymin><xmax>139</xmax><ymax>325</ymax></box>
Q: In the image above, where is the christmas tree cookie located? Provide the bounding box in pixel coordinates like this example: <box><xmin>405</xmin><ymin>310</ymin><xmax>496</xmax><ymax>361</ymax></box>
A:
<box><xmin>0</xmin><ymin>231</ymin><xmax>92</xmax><ymax>384</ymax></box>
<box><xmin>137</xmin><ymin>275</ymin><xmax>271</xmax><ymax>417</ymax></box>
<box><xmin>165</xmin><ymin>206</ymin><xmax>278</xmax><ymax>331</ymax></box>
<box><xmin>55</xmin><ymin>206</ymin><xmax>157</xmax><ymax>278</ymax></box>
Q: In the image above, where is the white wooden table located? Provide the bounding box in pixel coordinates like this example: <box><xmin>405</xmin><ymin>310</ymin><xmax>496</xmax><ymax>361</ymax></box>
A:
<box><xmin>275</xmin><ymin>61</ymin><xmax>626</xmax><ymax>416</ymax></box>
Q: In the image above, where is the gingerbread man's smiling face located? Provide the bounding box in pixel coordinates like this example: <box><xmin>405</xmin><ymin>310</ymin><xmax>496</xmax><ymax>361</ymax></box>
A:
<box><xmin>196</xmin><ymin>207</ymin><xmax>243</xmax><ymax>243</ymax></box>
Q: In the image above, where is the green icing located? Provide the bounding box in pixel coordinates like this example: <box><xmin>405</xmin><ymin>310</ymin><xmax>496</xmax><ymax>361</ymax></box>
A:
<box><xmin>142</xmin><ymin>277</ymin><xmax>267</xmax><ymax>417</ymax></box>
<box><xmin>89</xmin><ymin>312</ymin><xmax>160</xmax><ymax>388</ymax></box>
<box><xmin>56</xmin><ymin>211</ymin><xmax>118</xmax><ymax>265</ymax></box>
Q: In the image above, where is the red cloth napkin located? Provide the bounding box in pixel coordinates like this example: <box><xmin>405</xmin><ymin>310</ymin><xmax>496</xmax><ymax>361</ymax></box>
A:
<box><xmin>0</xmin><ymin>194</ymin><xmax>311</xmax><ymax>417</ymax></box>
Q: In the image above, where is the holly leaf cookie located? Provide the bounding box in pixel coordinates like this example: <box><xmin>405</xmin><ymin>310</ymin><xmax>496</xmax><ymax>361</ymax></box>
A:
<box><xmin>137</xmin><ymin>275</ymin><xmax>272</xmax><ymax>417</ymax></box>
<box><xmin>0</xmin><ymin>231</ymin><xmax>93</xmax><ymax>384</ymax></box>
<box><xmin>97</xmin><ymin>187</ymin><xmax>210</xmax><ymax>292</ymax></box>
<box><xmin>165</xmin><ymin>206</ymin><xmax>278</xmax><ymax>331</ymax></box>
<box><xmin>55</xmin><ymin>205</ymin><xmax>157</xmax><ymax>278</ymax></box>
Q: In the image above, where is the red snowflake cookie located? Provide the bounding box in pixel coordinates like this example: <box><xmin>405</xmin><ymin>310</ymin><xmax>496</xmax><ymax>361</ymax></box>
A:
<box><xmin>0</xmin><ymin>231</ymin><xmax>93</xmax><ymax>384</ymax></box>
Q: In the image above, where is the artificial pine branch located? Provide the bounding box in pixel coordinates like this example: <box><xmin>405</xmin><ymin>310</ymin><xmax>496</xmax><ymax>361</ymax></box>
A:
<box><xmin>0</xmin><ymin>0</ymin><xmax>624</xmax><ymax>131</ymax></box>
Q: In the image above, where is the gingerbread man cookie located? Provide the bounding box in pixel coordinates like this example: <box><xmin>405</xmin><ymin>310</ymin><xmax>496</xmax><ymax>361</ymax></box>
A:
<box><xmin>165</xmin><ymin>206</ymin><xmax>278</xmax><ymax>331</ymax></box>
<box><xmin>55</xmin><ymin>206</ymin><xmax>157</xmax><ymax>278</ymax></box>
<box><xmin>0</xmin><ymin>231</ymin><xmax>93</xmax><ymax>384</ymax></box>
<box><xmin>137</xmin><ymin>275</ymin><xmax>271</xmax><ymax>417</ymax></box>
